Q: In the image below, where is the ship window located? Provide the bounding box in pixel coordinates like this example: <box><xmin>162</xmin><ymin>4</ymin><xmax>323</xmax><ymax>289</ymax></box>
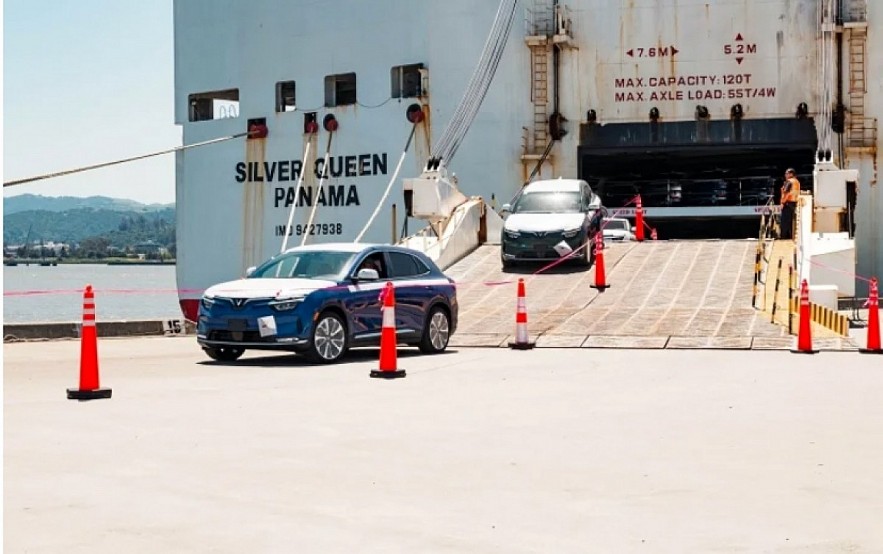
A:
<box><xmin>391</xmin><ymin>64</ymin><xmax>424</xmax><ymax>98</ymax></box>
<box><xmin>188</xmin><ymin>89</ymin><xmax>239</xmax><ymax>122</ymax></box>
<box><xmin>276</xmin><ymin>81</ymin><xmax>296</xmax><ymax>112</ymax></box>
<box><xmin>324</xmin><ymin>73</ymin><xmax>357</xmax><ymax>107</ymax></box>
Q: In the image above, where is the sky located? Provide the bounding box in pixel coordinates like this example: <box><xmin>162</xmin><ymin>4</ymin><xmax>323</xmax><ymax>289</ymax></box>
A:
<box><xmin>3</xmin><ymin>0</ymin><xmax>180</xmax><ymax>205</ymax></box>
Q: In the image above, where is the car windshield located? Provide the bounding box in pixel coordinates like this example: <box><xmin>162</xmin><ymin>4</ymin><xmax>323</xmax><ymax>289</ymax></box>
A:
<box><xmin>250</xmin><ymin>250</ymin><xmax>356</xmax><ymax>280</ymax></box>
<box><xmin>604</xmin><ymin>220</ymin><xmax>628</xmax><ymax>230</ymax></box>
<box><xmin>512</xmin><ymin>191</ymin><xmax>582</xmax><ymax>213</ymax></box>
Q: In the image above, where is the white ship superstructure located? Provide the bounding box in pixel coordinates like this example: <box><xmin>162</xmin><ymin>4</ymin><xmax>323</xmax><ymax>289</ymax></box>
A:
<box><xmin>173</xmin><ymin>0</ymin><xmax>880</xmax><ymax>321</ymax></box>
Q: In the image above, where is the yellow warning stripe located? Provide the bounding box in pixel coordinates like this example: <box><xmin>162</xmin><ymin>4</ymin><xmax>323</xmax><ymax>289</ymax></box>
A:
<box><xmin>789</xmin><ymin>298</ymin><xmax>849</xmax><ymax>336</ymax></box>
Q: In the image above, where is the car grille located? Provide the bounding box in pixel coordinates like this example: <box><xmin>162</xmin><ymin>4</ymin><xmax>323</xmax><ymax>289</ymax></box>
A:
<box><xmin>519</xmin><ymin>230</ymin><xmax>564</xmax><ymax>239</ymax></box>
<box><xmin>208</xmin><ymin>330</ymin><xmax>276</xmax><ymax>343</ymax></box>
<box><xmin>521</xmin><ymin>247</ymin><xmax>559</xmax><ymax>259</ymax></box>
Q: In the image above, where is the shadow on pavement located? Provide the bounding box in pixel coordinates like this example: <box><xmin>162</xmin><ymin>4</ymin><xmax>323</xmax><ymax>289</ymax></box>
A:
<box><xmin>198</xmin><ymin>347</ymin><xmax>460</xmax><ymax>367</ymax></box>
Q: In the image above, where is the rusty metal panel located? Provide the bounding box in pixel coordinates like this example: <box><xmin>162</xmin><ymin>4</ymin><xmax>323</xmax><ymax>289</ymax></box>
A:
<box><xmin>574</xmin><ymin>0</ymin><xmax>820</xmax><ymax>123</ymax></box>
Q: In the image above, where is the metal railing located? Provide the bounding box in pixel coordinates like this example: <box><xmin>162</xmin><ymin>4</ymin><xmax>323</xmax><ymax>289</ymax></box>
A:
<box><xmin>524</xmin><ymin>0</ymin><xmax>553</xmax><ymax>36</ymax></box>
<box><xmin>841</xmin><ymin>0</ymin><xmax>867</xmax><ymax>23</ymax></box>
<box><xmin>848</xmin><ymin>117</ymin><xmax>877</xmax><ymax>148</ymax></box>
<box><xmin>554</xmin><ymin>4</ymin><xmax>573</xmax><ymax>37</ymax></box>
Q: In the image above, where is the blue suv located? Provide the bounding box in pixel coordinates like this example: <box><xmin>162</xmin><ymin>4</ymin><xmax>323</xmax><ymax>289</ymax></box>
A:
<box><xmin>197</xmin><ymin>243</ymin><xmax>458</xmax><ymax>363</ymax></box>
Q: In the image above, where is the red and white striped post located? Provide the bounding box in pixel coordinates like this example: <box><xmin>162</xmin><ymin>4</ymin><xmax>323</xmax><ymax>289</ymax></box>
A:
<box><xmin>589</xmin><ymin>232</ymin><xmax>609</xmax><ymax>291</ymax></box>
<box><xmin>860</xmin><ymin>277</ymin><xmax>881</xmax><ymax>354</ymax></box>
<box><xmin>370</xmin><ymin>282</ymin><xmax>406</xmax><ymax>378</ymax></box>
<box><xmin>791</xmin><ymin>279</ymin><xmax>818</xmax><ymax>354</ymax></box>
<box><xmin>508</xmin><ymin>278</ymin><xmax>535</xmax><ymax>349</ymax></box>
<box><xmin>67</xmin><ymin>285</ymin><xmax>112</xmax><ymax>400</ymax></box>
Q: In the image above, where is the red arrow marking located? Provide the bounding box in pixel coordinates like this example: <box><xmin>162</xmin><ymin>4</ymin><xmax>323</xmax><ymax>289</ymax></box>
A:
<box><xmin>735</xmin><ymin>33</ymin><xmax>743</xmax><ymax>41</ymax></box>
<box><xmin>671</xmin><ymin>46</ymin><xmax>679</xmax><ymax>55</ymax></box>
<box><xmin>627</xmin><ymin>49</ymin><xmax>634</xmax><ymax>57</ymax></box>
<box><xmin>736</xmin><ymin>57</ymin><xmax>744</xmax><ymax>64</ymax></box>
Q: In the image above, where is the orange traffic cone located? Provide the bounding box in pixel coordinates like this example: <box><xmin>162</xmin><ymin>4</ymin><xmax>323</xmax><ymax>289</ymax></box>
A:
<box><xmin>859</xmin><ymin>277</ymin><xmax>881</xmax><ymax>354</ymax></box>
<box><xmin>508</xmin><ymin>278</ymin><xmax>535</xmax><ymax>349</ymax></box>
<box><xmin>370</xmin><ymin>282</ymin><xmax>406</xmax><ymax>379</ymax></box>
<box><xmin>635</xmin><ymin>195</ymin><xmax>645</xmax><ymax>242</ymax></box>
<box><xmin>67</xmin><ymin>285</ymin><xmax>112</xmax><ymax>400</ymax></box>
<box><xmin>589</xmin><ymin>232</ymin><xmax>609</xmax><ymax>291</ymax></box>
<box><xmin>792</xmin><ymin>278</ymin><xmax>818</xmax><ymax>354</ymax></box>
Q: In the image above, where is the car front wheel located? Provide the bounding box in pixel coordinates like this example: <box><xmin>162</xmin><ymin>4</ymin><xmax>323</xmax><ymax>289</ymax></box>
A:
<box><xmin>577</xmin><ymin>235</ymin><xmax>595</xmax><ymax>267</ymax></box>
<box><xmin>305</xmin><ymin>311</ymin><xmax>348</xmax><ymax>363</ymax></box>
<box><xmin>419</xmin><ymin>306</ymin><xmax>451</xmax><ymax>354</ymax></box>
<box><xmin>203</xmin><ymin>346</ymin><xmax>245</xmax><ymax>362</ymax></box>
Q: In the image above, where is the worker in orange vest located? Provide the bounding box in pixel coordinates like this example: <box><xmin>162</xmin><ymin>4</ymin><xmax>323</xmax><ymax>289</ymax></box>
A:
<box><xmin>779</xmin><ymin>168</ymin><xmax>800</xmax><ymax>239</ymax></box>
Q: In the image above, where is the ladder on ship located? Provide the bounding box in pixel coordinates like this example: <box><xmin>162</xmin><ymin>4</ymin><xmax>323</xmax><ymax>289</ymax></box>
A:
<box><xmin>522</xmin><ymin>0</ymin><xmax>552</xmax><ymax>164</ymax></box>
<box><xmin>520</xmin><ymin>0</ymin><xmax>573</xmax><ymax>184</ymax></box>
<box><xmin>843</xmin><ymin>0</ymin><xmax>876</xmax><ymax>149</ymax></box>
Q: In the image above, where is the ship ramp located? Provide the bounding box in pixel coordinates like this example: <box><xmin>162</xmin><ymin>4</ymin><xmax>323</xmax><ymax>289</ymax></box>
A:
<box><xmin>444</xmin><ymin>240</ymin><xmax>859</xmax><ymax>350</ymax></box>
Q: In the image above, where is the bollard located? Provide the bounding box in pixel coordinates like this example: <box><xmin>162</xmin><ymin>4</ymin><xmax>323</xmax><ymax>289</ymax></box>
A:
<box><xmin>771</xmin><ymin>258</ymin><xmax>782</xmax><ymax>325</ymax></box>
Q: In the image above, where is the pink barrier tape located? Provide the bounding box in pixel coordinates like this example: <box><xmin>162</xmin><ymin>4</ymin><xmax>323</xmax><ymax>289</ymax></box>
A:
<box><xmin>4</xmin><ymin>287</ymin><xmax>205</xmax><ymax>297</ymax></box>
<box><xmin>4</xmin><ymin>289</ymin><xmax>85</xmax><ymax>297</ymax></box>
<box><xmin>793</xmin><ymin>256</ymin><xmax>880</xmax><ymax>308</ymax></box>
<box><xmin>804</xmin><ymin>257</ymin><xmax>875</xmax><ymax>284</ymax></box>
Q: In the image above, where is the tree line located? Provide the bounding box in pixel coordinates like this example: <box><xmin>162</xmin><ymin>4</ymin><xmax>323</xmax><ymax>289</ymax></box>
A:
<box><xmin>4</xmin><ymin>208</ymin><xmax>176</xmax><ymax>260</ymax></box>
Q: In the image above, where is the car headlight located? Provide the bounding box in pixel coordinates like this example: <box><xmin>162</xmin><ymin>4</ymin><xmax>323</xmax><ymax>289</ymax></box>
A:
<box><xmin>201</xmin><ymin>295</ymin><xmax>216</xmax><ymax>310</ymax></box>
<box><xmin>504</xmin><ymin>229</ymin><xmax>521</xmax><ymax>239</ymax></box>
<box><xmin>269</xmin><ymin>297</ymin><xmax>304</xmax><ymax>311</ymax></box>
<box><xmin>563</xmin><ymin>227</ymin><xmax>581</xmax><ymax>238</ymax></box>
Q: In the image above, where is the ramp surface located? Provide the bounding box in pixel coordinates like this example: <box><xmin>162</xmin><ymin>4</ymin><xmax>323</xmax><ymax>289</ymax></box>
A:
<box><xmin>446</xmin><ymin>240</ymin><xmax>858</xmax><ymax>350</ymax></box>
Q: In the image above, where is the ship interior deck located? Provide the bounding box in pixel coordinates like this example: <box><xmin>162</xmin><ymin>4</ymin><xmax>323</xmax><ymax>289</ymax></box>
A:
<box><xmin>577</xmin><ymin>117</ymin><xmax>821</xmax><ymax>239</ymax></box>
<box><xmin>446</xmin><ymin>240</ymin><xmax>858</xmax><ymax>351</ymax></box>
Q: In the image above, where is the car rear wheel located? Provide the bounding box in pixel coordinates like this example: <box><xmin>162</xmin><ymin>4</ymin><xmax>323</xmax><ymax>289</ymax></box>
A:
<box><xmin>419</xmin><ymin>306</ymin><xmax>451</xmax><ymax>354</ymax></box>
<box><xmin>306</xmin><ymin>311</ymin><xmax>348</xmax><ymax>363</ymax></box>
<box><xmin>203</xmin><ymin>346</ymin><xmax>245</xmax><ymax>362</ymax></box>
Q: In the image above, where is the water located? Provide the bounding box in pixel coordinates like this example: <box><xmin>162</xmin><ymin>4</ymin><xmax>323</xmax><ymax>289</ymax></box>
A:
<box><xmin>3</xmin><ymin>264</ymin><xmax>184</xmax><ymax>323</ymax></box>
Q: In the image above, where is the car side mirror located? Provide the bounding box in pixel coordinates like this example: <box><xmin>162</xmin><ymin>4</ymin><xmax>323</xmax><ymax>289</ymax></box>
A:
<box><xmin>245</xmin><ymin>266</ymin><xmax>256</xmax><ymax>277</ymax></box>
<box><xmin>500</xmin><ymin>203</ymin><xmax>511</xmax><ymax>215</ymax></box>
<box><xmin>355</xmin><ymin>268</ymin><xmax>379</xmax><ymax>281</ymax></box>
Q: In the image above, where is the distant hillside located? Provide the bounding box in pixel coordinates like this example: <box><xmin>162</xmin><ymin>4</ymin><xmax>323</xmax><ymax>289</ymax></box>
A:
<box><xmin>4</xmin><ymin>207</ymin><xmax>176</xmax><ymax>248</ymax></box>
<box><xmin>3</xmin><ymin>193</ymin><xmax>173</xmax><ymax>215</ymax></box>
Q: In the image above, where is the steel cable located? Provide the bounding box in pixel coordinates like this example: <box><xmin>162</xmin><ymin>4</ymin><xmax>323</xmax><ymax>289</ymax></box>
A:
<box><xmin>300</xmin><ymin>132</ymin><xmax>335</xmax><ymax>246</ymax></box>
<box><xmin>432</xmin><ymin>0</ymin><xmax>518</xmax><ymax>164</ymax></box>
<box><xmin>279</xmin><ymin>140</ymin><xmax>313</xmax><ymax>254</ymax></box>
<box><xmin>3</xmin><ymin>132</ymin><xmax>252</xmax><ymax>187</ymax></box>
<box><xmin>354</xmin><ymin>124</ymin><xmax>418</xmax><ymax>242</ymax></box>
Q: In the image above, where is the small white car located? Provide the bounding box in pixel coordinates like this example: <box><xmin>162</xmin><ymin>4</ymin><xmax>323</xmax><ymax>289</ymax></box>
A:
<box><xmin>601</xmin><ymin>217</ymin><xmax>636</xmax><ymax>241</ymax></box>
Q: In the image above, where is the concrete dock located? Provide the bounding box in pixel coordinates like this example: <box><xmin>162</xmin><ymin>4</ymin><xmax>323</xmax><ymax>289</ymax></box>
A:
<box><xmin>5</xmin><ymin>336</ymin><xmax>883</xmax><ymax>552</ymax></box>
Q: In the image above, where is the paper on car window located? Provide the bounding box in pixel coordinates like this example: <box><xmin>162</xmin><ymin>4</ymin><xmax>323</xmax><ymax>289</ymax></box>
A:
<box><xmin>257</xmin><ymin>315</ymin><xmax>277</xmax><ymax>337</ymax></box>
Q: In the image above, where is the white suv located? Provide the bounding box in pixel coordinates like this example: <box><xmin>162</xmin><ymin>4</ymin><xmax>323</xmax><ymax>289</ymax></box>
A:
<box><xmin>500</xmin><ymin>178</ymin><xmax>606</xmax><ymax>268</ymax></box>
